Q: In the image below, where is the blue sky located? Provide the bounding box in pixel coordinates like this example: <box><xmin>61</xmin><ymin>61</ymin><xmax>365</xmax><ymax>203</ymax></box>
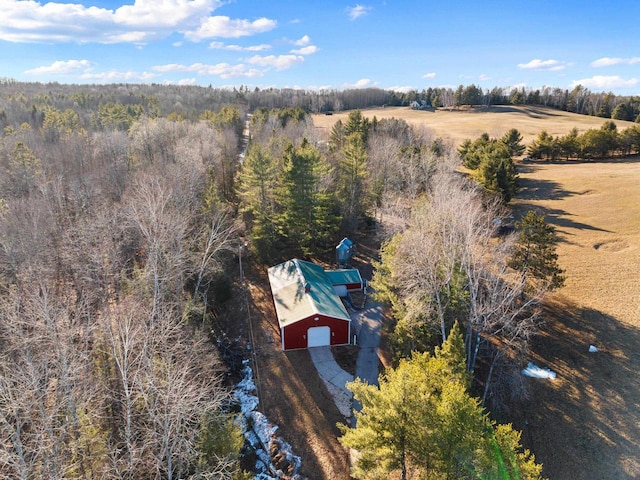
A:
<box><xmin>1</xmin><ymin>0</ymin><xmax>639</xmax><ymax>95</ymax></box>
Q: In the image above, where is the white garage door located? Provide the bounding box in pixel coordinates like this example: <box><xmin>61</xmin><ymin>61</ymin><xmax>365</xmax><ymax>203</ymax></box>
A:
<box><xmin>307</xmin><ymin>326</ymin><xmax>331</xmax><ymax>348</ymax></box>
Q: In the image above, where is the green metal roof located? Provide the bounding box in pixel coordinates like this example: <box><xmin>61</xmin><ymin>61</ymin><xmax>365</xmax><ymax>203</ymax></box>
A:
<box><xmin>267</xmin><ymin>259</ymin><xmax>351</xmax><ymax>328</ymax></box>
<box><xmin>325</xmin><ymin>269</ymin><xmax>363</xmax><ymax>287</ymax></box>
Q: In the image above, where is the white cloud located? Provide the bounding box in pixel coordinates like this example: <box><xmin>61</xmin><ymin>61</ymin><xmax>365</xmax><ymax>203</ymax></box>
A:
<box><xmin>154</xmin><ymin>62</ymin><xmax>265</xmax><ymax>78</ymax></box>
<box><xmin>422</xmin><ymin>72</ymin><xmax>437</xmax><ymax>79</ymax></box>
<box><xmin>347</xmin><ymin>5</ymin><xmax>371</xmax><ymax>21</ymax></box>
<box><xmin>113</xmin><ymin>0</ymin><xmax>219</xmax><ymax>27</ymax></box>
<box><xmin>186</xmin><ymin>16</ymin><xmax>277</xmax><ymax>41</ymax></box>
<box><xmin>0</xmin><ymin>0</ymin><xmax>222</xmax><ymax>43</ymax></box>
<box><xmin>293</xmin><ymin>35</ymin><xmax>311</xmax><ymax>46</ymax></box>
<box><xmin>247</xmin><ymin>54</ymin><xmax>304</xmax><ymax>70</ymax></box>
<box><xmin>518</xmin><ymin>59</ymin><xmax>568</xmax><ymax>71</ymax></box>
<box><xmin>570</xmin><ymin>75</ymin><xmax>638</xmax><ymax>90</ymax></box>
<box><xmin>176</xmin><ymin>78</ymin><xmax>197</xmax><ymax>85</ymax></box>
<box><xmin>24</xmin><ymin>58</ymin><xmax>162</xmax><ymax>82</ymax></box>
<box><xmin>290</xmin><ymin>45</ymin><xmax>317</xmax><ymax>55</ymax></box>
<box><xmin>0</xmin><ymin>1</ymin><xmax>280</xmax><ymax>45</ymax></box>
<box><xmin>25</xmin><ymin>59</ymin><xmax>93</xmax><ymax>76</ymax></box>
<box><xmin>590</xmin><ymin>57</ymin><xmax>640</xmax><ymax>67</ymax></box>
<box><xmin>209</xmin><ymin>41</ymin><xmax>271</xmax><ymax>51</ymax></box>
<box><xmin>344</xmin><ymin>78</ymin><xmax>373</xmax><ymax>88</ymax></box>
<box><xmin>387</xmin><ymin>85</ymin><xmax>414</xmax><ymax>93</ymax></box>
<box><xmin>80</xmin><ymin>69</ymin><xmax>159</xmax><ymax>82</ymax></box>
<box><xmin>479</xmin><ymin>74</ymin><xmax>491</xmax><ymax>81</ymax></box>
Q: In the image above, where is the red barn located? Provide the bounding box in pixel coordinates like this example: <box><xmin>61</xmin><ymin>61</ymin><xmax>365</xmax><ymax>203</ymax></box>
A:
<box><xmin>267</xmin><ymin>259</ymin><xmax>354</xmax><ymax>351</ymax></box>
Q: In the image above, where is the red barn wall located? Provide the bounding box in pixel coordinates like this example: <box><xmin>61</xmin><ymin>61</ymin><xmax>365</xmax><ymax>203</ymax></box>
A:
<box><xmin>343</xmin><ymin>282</ymin><xmax>362</xmax><ymax>291</ymax></box>
<box><xmin>282</xmin><ymin>314</ymin><xmax>350</xmax><ymax>350</ymax></box>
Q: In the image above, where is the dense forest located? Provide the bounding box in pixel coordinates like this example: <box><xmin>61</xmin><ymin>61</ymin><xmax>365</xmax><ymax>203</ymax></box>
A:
<box><xmin>0</xmin><ymin>79</ymin><xmax>623</xmax><ymax>478</ymax></box>
<box><xmin>2</xmin><ymin>77</ymin><xmax>640</xmax><ymax>124</ymax></box>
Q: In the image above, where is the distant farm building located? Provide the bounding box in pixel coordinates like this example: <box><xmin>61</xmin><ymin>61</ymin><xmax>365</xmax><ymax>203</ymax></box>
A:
<box><xmin>267</xmin><ymin>259</ymin><xmax>363</xmax><ymax>351</ymax></box>
<box><xmin>410</xmin><ymin>99</ymin><xmax>432</xmax><ymax>110</ymax></box>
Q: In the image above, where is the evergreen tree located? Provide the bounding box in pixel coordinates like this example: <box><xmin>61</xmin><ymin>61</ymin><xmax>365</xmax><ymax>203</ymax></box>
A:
<box><xmin>473</xmin><ymin>143</ymin><xmax>518</xmax><ymax>202</ymax></box>
<box><xmin>343</xmin><ymin>110</ymin><xmax>371</xmax><ymax>144</ymax></box>
<box><xmin>509</xmin><ymin>210</ymin><xmax>565</xmax><ymax>292</ymax></box>
<box><xmin>6</xmin><ymin>141</ymin><xmax>42</xmax><ymax>197</ymax></box>
<box><xmin>329</xmin><ymin>119</ymin><xmax>345</xmax><ymax>151</ymax></box>
<box><xmin>337</xmin><ymin>132</ymin><xmax>369</xmax><ymax>233</ymax></box>
<box><xmin>339</xmin><ymin>324</ymin><xmax>545</xmax><ymax>480</ymax></box>
<box><xmin>237</xmin><ymin>144</ymin><xmax>279</xmax><ymax>262</ymax></box>
<box><xmin>500</xmin><ymin>128</ymin><xmax>526</xmax><ymax>157</ymax></box>
<box><xmin>557</xmin><ymin>127</ymin><xmax>580</xmax><ymax>159</ymax></box>
<box><xmin>527</xmin><ymin>130</ymin><xmax>558</xmax><ymax>160</ymax></box>
<box><xmin>611</xmin><ymin>103</ymin><xmax>634</xmax><ymax>121</ymax></box>
<box><xmin>459</xmin><ymin>133</ymin><xmax>492</xmax><ymax>169</ymax></box>
<box><xmin>275</xmin><ymin>139</ymin><xmax>336</xmax><ymax>255</ymax></box>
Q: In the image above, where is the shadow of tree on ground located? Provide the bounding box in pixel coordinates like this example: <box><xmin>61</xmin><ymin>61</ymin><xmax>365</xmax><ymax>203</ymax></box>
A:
<box><xmin>505</xmin><ymin>297</ymin><xmax>640</xmax><ymax>480</ymax></box>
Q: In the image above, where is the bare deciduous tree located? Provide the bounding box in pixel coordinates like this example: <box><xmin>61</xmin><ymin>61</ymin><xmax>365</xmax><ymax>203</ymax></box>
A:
<box><xmin>373</xmin><ymin>165</ymin><xmax>548</xmax><ymax>406</ymax></box>
<box><xmin>126</xmin><ymin>175</ymin><xmax>190</xmax><ymax>322</ymax></box>
<box><xmin>192</xmin><ymin>209</ymin><xmax>237</xmax><ymax>305</ymax></box>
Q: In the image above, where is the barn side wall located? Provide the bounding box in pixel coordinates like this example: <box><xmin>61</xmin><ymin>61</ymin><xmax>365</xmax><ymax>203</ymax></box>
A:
<box><xmin>282</xmin><ymin>314</ymin><xmax>350</xmax><ymax>350</ymax></box>
<box><xmin>342</xmin><ymin>282</ymin><xmax>363</xmax><ymax>291</ymax></box>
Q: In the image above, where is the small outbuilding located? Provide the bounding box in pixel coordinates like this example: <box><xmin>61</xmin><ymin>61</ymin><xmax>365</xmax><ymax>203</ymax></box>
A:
<box><xmin>268</xmin><ymin>259</ymin><xmax>359</xmax><ymax>351</ymax></box>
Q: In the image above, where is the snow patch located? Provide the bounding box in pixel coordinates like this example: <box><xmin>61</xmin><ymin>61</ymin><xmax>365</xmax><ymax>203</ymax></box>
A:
<box><xmin>234</xmin><ymin>360</ymin><xmax>302</xmax><ymax>479</ymax></box>
<box><xmin>522</xmin><ymin>362</ymin><xmax>556</xmax><ymax>379</ymax></box>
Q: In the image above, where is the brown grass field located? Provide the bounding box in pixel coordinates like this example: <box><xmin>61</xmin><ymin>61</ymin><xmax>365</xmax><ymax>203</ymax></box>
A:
<box><xmin>511</xmin><ymin>160</ymin><xmax>640</xmax><ymax>480</ymax></box>
<box><xmin>312</xmin><ymin>105</ymin><xmax>638</xmax><ymax>146</ymax></box>
<box><xmin>314</xmin><ymin>106</ymin><xmax>640</xmax><ymax>479</ymax></box>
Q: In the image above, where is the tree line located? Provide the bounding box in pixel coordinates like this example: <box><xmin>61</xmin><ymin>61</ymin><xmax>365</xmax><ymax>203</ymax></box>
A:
<box><xmin>458</xmin><ymin>121</ymin><xmax>640</xmax><ymax>206</ymax></box>
<box><xmin>2</xmin><ymin>79</ymin><xmax>640</xmax><ymax>127</ymax></box>
<box><xmin>527</xmin><ymin>121</ymin><xmax>640</xmax><ymax>160</ymax></box>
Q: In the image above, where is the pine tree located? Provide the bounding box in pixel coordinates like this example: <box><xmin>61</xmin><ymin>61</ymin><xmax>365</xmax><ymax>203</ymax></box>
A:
<box><xmin>474</xmin><ymin>143</ymin><xmax>517</xmax><ymax>202</ymax></box>
<box><xmin>337</xmin><ymin>132</ymin><xmax>369</xmax><ymax>233</ymax></box>
<box><xmin>509</xmin><ymin>210</ymin><xmax>565</xmax><ymax>292</ymax></box>
<box><xmin>500</xmin><ymin>128</ymin><xmax>526</xmax><ymax>157</ymax></box>
<box><xmin>435</xmin><ymin>320</ymin><xmax>470</xmax><ymax>387</ymax></box>
<box><xmin>237</xmin><ymin>144</ymin><xmax>278</xmax><ymax>262</ymax></box>
<box><xmin>343</xmin><ymin>110</ymin><xmax>371</xmax><ymax>144</ymax></box>
<box><xmin>339</xmin><ymin>326</ymin><xmax>546</xmax><ymax>479</ymax></box>
<box><xmin>275</xmin><ymin>139</ymin><xmax>336</xmax><ymax>255</ymax></box>
<box><xmin>7</xmin><ymin>141</ymin><xmax>41</xmax><ymax>197</ymax></box>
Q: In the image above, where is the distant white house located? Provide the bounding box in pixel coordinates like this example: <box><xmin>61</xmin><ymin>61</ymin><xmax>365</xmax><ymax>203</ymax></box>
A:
<box><xmin>410</xmin><ymin>99</ymin><xmax>432</xmax><ymax>110</ymax></box>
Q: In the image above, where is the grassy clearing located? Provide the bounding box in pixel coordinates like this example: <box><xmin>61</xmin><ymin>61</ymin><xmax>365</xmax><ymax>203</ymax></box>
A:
<box><xmin>312</xmin><ymin>105</ymin><xmax>638</xmax><ymax>147</ymax></box>
<box><xmin>511</xmin><ymin>159</ymin><xmax>640</xmax><ymax>479</ymax></box>
<box><xmin>514</xmin><ymin>160</ymin><xmax>640</xmax><ymax>326</ymax></box>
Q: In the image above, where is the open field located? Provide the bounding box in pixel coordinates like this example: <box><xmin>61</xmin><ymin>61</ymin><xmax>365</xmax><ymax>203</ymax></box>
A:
<box><xmin>312</xmin><ymin>105</ymin><xmax>638</xmax><ymax>147</ymax></box>
<box><xmin>510</xmin><ymin>160</ymin><xmax>640</xmax><ymax>479</ymax></box>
